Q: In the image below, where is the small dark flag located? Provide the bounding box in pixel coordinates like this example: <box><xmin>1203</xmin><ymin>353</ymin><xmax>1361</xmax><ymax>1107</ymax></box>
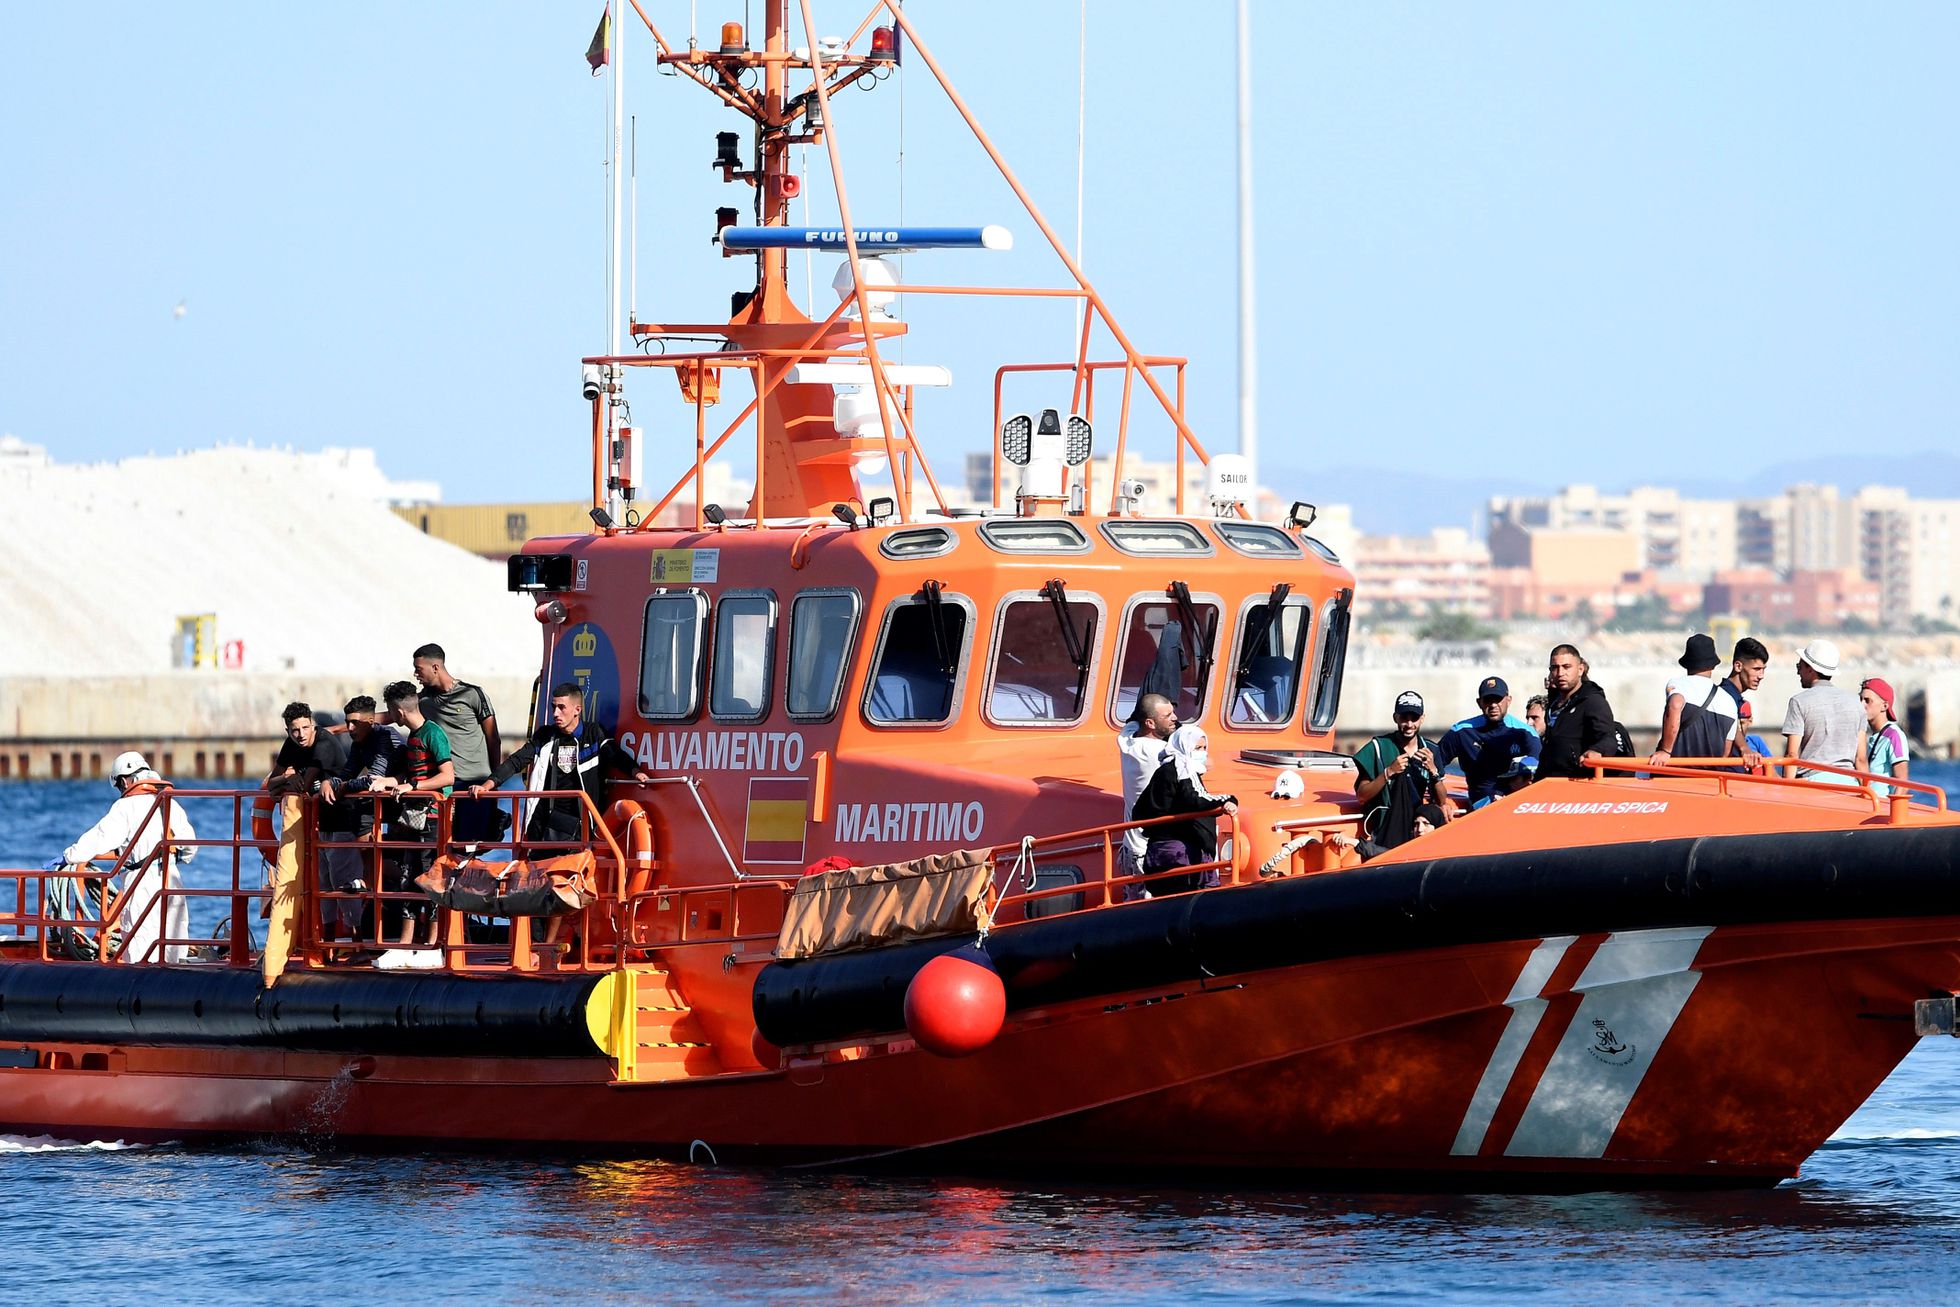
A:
<box><xmin>586</xmin><ymin>5</ymin><xmax>610</xmax><ymax>75</ymax></box>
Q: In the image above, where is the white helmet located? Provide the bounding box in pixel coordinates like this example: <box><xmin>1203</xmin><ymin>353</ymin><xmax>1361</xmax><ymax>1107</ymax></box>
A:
<box><xmin>1270</xmin><ymin>769</ymin><xmax>1305</xmax><ymax>800</ymax></box>
<box><xmin>110</xmin><ymin>751</ymin><xmax>157</xmax><ymax>785</ymax></box>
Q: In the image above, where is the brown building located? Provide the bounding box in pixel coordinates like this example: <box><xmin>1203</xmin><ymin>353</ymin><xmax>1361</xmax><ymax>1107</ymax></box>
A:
<box><xmin>1704</xmin><ymin>567</ymin><xmax>1882</xmax><ymax>628</ymax></box>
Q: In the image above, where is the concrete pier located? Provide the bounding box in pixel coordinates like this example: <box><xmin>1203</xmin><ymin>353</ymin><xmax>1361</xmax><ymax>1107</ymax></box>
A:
<box><xmin>0</xmin><ymin>674</ymin><xmax>535</xmax><ymax>781</ymax></box>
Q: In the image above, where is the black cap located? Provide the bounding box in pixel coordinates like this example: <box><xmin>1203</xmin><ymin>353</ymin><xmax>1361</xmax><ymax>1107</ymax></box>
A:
<box><xmin>1394</xmin><ymin>690</ymin><xmax>1424</xmax><ymax>716</ymax></box>
<box><xmin>1478</xmin><ymin>676</ymin><xmax>1509</xmax><ymax>702</ymax></box>
<box><xmin>1678</xmin><ymin>633</ymin><xmax>1719</xmax><ymax>673</ymax></box>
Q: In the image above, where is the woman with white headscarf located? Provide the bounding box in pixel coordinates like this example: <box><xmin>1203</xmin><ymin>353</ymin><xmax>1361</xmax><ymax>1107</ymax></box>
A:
<box><xmin>1130</xmin><ymin>724</ymin><xmax>1239</xmax><ymax>896</ymax></box>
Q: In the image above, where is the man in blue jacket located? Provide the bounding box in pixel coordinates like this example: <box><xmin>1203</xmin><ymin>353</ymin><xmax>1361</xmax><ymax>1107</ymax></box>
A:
<box><xmin>1434</xmin><ymin>676</ymin><xmax>1541</xmax><ymax>809</ymax></box>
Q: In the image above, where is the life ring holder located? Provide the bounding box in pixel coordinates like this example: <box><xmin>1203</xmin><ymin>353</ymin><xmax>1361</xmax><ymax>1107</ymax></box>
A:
<box><xmin>250</xmin><ymin>793</ymin><xmax>279</xmax><ymax>869</ymax></box>
<box><xmin>604</xmin><ymin>798</ymin><xmax>657</xmax><ymax>937</ymax></box>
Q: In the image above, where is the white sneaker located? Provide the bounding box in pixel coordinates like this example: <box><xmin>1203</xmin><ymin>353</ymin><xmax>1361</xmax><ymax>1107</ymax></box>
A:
<box><xmin>403</xmin><ymin>948</ymin><xmax>444</xmax><ymax>970</ymax></box>
<box><xmin>372</xmin><ymin>949</ymin><xmax>414</xmax><ymax>971</ymax></box>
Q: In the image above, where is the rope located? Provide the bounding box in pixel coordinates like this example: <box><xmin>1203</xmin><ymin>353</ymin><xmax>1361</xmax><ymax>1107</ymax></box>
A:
<box><xmin>1258</xmin><ymin>834</ymin><xmax>1317</xmax><ymax>879</ymax></box>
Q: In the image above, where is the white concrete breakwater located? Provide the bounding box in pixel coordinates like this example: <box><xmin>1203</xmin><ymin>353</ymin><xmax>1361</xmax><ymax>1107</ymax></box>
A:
<box><xmin>0</xmin><ymin>445</ymin><xmax>538</xmax><ymax>679</ymax></box>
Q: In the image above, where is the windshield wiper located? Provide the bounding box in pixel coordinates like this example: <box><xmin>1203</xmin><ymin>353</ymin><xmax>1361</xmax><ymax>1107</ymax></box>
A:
<box><xmin>921</xmin><ymin>580</ymin><xmax>958</xmax><ymax>675</ymax></box>
<box><xmin>1040</xmin><ymin>579</ymin><xmax>1089</xmax><ymax>672</ymax></box>
<box><xmin>1167</xmin><ymin>581</ymin><xmax>1214</xmax><ymax>679</ymax></box>
<box><xmin>1236</xmin><ymin>582</ymin><xmax>1292</xmax><ymax>680</ymax></box>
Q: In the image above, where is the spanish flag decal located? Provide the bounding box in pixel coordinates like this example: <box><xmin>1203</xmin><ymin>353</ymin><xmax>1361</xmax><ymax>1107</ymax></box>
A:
<box><xmin>744</xmin><ymin>777</ymin><xmax>810</xmax><ymax>865</ymax></box>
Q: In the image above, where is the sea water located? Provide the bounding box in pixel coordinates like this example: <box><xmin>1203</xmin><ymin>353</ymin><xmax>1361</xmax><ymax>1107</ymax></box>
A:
<box><xmin>4</xmin><ymin>769</ymin><xmax>1960</xmax><ymax>1305</ymax></box>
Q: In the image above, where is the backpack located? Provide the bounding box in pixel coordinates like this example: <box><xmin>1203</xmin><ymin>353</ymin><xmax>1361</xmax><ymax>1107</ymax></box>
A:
<box><xmin>1608</xmin><ymin>721</ymin><xmax>1637</xmax><ymax>758</ymax></box>
<box><xmin>1673</xmin><ymin>682</ymin><xmax>1732</xmax><ymax>760</ymax></box>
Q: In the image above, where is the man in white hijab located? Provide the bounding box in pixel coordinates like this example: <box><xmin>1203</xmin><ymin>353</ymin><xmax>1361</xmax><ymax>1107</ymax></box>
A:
<box><xmin>61</xmin><ymin>751</ymin><xmax>197</xmax><ymax>963</ymax></box>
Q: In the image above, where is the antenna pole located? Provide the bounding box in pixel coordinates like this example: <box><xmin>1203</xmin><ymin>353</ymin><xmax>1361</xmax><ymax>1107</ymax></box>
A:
<box><xmin>630</xmin><ymin>114</ymin><xmax>639</xmax><ymax>328</ymax></box>
<box><xmin>607</xmin><ymin>3</ymin><xmax>627</xmax><ymax>522</ymax></box>
<box><xmin>1235</xmin><ymin>0</ymin><xmax>1258</xmax><ymax>493</ymax></box>
<box><xmin>609</xmin><ymin>6</ymin><xmax>626</xmax><ymax>362</ymax></box>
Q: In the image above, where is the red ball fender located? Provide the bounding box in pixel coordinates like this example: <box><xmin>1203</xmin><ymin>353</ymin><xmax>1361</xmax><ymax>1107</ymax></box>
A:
<box><xmin>904</xmin><ymin>952</ymin><xmax>1006</xmax><ymax>1058</ymax></box>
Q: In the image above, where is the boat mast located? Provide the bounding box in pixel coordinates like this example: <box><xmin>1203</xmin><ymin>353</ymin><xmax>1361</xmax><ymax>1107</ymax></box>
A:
<box><xmin>1235</xmin><ymin>0</ymin><xmax>1258</xmax><ymax>491</ymax></box>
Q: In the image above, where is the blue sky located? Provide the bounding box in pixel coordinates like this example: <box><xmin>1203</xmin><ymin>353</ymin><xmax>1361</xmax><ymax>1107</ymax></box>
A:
<box><xmin>4</xmin><ymin>3</ymin><xmax>1956</xmax><ymax>510</ymax></box>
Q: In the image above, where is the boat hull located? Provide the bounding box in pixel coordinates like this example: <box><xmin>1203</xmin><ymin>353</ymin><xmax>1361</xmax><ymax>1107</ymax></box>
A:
<box><xmin>0</xmin><ymin>914</ymin><xmax>1950</xmax><ymax>1188</ymax></box>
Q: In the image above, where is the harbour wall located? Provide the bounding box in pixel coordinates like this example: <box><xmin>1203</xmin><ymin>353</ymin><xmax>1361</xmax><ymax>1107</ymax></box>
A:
<box><xmin>3</xmin><ymin>663</ymin><xmax>1955</xmax><ymax>780</ymax></box>
<box><xmin>0</xmin><ymin>674</ymin><xmax>536</xmax><ymax>781</ymax></box>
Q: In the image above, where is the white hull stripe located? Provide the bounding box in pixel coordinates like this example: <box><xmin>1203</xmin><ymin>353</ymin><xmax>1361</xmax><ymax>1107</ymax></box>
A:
<box><xmin>1451</xmin><ymin>936</ymin><xmax>1575</xmax><ymax>1156</ymax></box>
<box><xmin>1504</xmin><ymin>926</ymin><xmax>1714</xmax><ymax>1159</ymax></box>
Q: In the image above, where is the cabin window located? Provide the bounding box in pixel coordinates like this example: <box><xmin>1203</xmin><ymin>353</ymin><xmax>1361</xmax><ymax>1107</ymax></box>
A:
<box><xmin>879</xmin><ymin>526</ymin><xmax>958</xmax><ymax>560</ymax></box>
<box><xmin>1307</xmin><ymin>591</ymin><xmax>1352</xmax><ymax>732</ymax></box>
<box><xmin>864</xmin><ymin>591</ymin><xmax>974</xmax><ymax>725</ymax></box>
<box><xmin>978</xmin><ymin>519</ymin><xmax>1090</xmax><ymax>554</ymax></box>
<box><xmin>638</xmin><ymin>592</ymin><xmax>707</xmax><ymax>720</ymax></box>
<box><xmin>1225</xmin><ymin>593</ymin><xmax>1312</xmax><ymax>727</ymax></box>
<box><xmin>711</xmin><ymin>591</ymin><xmax>776</xmax><ymax>720</ymax></box>
<box><xmin>1214</xmin><ymin>521</ymin><xmax>1303</xmax><ymax>558</ymax></box>
<box><xmin>1109</xmin><ymin>594</ymin><xmax>1220</xmax><ymax>725</ymax></box>
<box><xmin>785</xmin><ymin>590</ymin><xmax>861</xmax><ymax>721</ymax></box>
<box><xmin>985</xmin><ymin>590</ymin><xmax>1101</xmax><ymax>725</ymax></box>
<box><xmin>1101</xmin><ymin>520</ymin><xmax>1213</xmax><ymax>556</ymax></box>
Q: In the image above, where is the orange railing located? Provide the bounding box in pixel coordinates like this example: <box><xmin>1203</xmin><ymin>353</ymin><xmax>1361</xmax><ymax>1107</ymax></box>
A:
<box><xmin>0</xmin><ymin>787</ymin><xmax>271</xmax><ymax>965</ymax></box>
<box><xmin>305</xmin><ymin>787</ymin><xmax>636</xmax><ymax>974</ymax></box>
<box><xmin>984</xmin><ymin>808</ymin><xmax>1242</xmax><ymax>923</ymax></box>
<box><xmin>1583</xmin><ymin>755</ymin><xmax>1947</xmax><ymax>822</ymax></box>
<box><xmin>0</xmin><ymin>786</ymin><xmax>645</xmax><ymax>975</ymax></box>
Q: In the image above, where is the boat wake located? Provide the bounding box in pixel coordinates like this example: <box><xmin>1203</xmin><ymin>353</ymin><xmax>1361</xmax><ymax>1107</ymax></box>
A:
<box><xmin>1825</xmin><ymin>1127</ymin><xmax>1960</xmax><ymax>1143</ymax></box>
<box><xmin>0</xmin><ymin>1134</ymin><xmax>147</xmax><ymax>1154</ymax></box>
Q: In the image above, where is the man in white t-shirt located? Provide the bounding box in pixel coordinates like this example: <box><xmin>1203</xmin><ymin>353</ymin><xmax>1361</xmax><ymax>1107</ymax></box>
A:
<box><xmin>1650</xmin><ymin>633</ymin><xmax>1738</xmax><ymax>766</ymax></box>
<box><xmin>1782</xmin><ymin>638</ymin><xmax>1865</xmax><ymax>783</ymax></box>
<box><xmin>1117</xmin><ymin>694</ymin><xmax>1178</xmax><ymax>890</ymax></box>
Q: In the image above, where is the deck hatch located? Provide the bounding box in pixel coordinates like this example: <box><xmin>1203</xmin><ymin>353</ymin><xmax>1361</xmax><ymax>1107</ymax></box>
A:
<box><xmin>878</xmin><ymin>526</ymin><xmax>958</xmax><ymax>560</ymax></box>
<box><xmin>1101</xmin><ymin>520</ymin><xmax>1214</xmax><ymax>556</ymax></box>
<box><xmin>977</xmin><ymin>519</ymin><xmax>1090</xmax><ymax>554</ymax></box>
<box><xmin>1214</xmin><ymin>521</ymin><xmax>1303</xmax><ymax>558</ymax></box>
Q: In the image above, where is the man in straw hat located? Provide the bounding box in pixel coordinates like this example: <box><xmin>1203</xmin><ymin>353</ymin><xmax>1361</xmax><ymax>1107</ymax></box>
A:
<box><xmin>1781</xmin><ymin>638</ymin><xmax>1864</xmax><ymax>784</ymax></box>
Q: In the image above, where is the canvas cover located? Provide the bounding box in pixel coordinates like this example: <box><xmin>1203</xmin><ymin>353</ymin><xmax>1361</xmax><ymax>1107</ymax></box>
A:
<box><xmin>776</xmin><ymin>849</ymin><xmax>994</xmax><ymax>960</ymax></box>
<box><xmin>416</xmin><ymin>850</ymin><xmax>598</xmax><ymax>918</ymax></box>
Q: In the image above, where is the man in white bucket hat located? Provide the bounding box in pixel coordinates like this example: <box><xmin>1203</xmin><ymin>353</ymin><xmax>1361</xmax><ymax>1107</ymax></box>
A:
<box><xmin>60</xmin><ymin>752</ymin><xmax>197</xmax><ymax>962</ymax></box>
<box><xmin>1782</xmin><ymin>638</ymin><xmax>1863</xmax><ymax>785</ymax></box>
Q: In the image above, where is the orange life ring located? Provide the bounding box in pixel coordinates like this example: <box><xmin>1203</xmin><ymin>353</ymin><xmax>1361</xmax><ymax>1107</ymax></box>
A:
<box><xmin>250</xmin><ymin>793</ymin><xmax>277</xmax><ymax>851</ymax></box>
<box><xmin>604</xmin><ymin>798</ymin><xmax>656</xmax><ymax>900</ymax></box>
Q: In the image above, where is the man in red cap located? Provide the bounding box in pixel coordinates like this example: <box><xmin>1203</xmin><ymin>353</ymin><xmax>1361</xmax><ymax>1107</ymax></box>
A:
<box><xmin>1859</xmin><ymin>677</ymin><xmax>1910</xmax><ymax>797</ymax></box>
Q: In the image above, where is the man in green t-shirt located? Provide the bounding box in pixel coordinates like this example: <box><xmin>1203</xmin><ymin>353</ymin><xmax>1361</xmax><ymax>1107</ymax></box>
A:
<box><xmin>1352</xmin><ymin>690</ymin><xmax>1448</xmax><ymax>848</ymax></box>
<box><xmin>374</xmin><ymin>680</ymin><xmax>455</xmax><ymax>966</ymax></box>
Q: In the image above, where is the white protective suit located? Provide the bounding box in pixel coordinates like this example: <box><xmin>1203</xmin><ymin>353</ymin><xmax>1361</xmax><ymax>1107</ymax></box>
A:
<box><xmin>62</xmin><ymin>786</ymin><xmax>196</xmax><ymax>964</ymax></box>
